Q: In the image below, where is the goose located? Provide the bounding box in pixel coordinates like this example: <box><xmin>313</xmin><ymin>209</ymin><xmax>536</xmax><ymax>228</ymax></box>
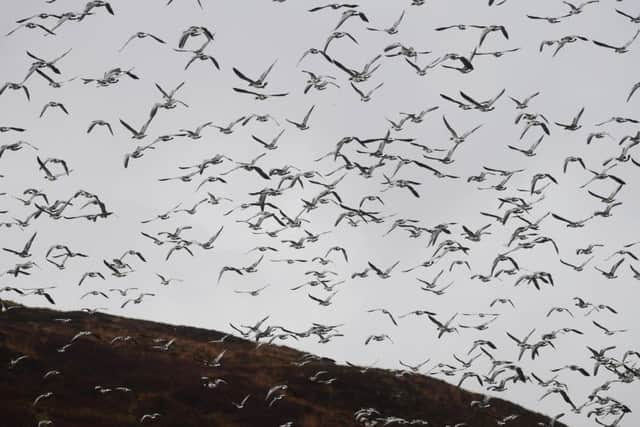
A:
<box><xmin>364</xmin><ymin>334</ymin><xmax>393</xmax><ymax>345</ymax></box>
<box><xmin>232</xmin><ymin>394</ymin><xmax>251</xmax><ymax>409</ymax></box>
<box><xmin>204</xmin><ymin>117</ymin><xmax>243</xmax><ymax>136</ymax></box>
<box><xmin>366</xmin><ymin>10</ymin><xmax>405</xmax><ymax>35</ymax></box>
<box><xmin>23</xmin><ymin>49</ymin><xmax>71</xmax><ymax>83</ymax></box>
<box><xmin>367</xmin><ymin>260</ymin><xmax>399</xmax><ymax>279</ymax></box>
<box><xmin>0</xmin><ymin>125</ymin><xmax>26</xmax><ymax>134</ymax></box>
<box><xmin>551</xmin><ymin>213</ymin><xmax>593</xmax><ymax>228</ymax></box>
<box><xmin>8</xmin><ymin>354</ymin><xmax>29</xmax><ymax>368</ymax></box>
<box><xmin>563</xmin><ymin>156</ymin><xmax>585</xmax><ymax>173</ymax></box>
<box><xmin>442</xmin><ymin>115</ymin><xmax>483</xmax><ymax>144</ymax></box>
<box><xmin>15</xmin><ymin>13</ymin><xmax>61</xmax><ymax>25</ymax></box>
<box><xmin>165</xmin><ymin>242</ymin><xmax>194</xmax><ymax>260</ymax></box>
<box><xmin>218</xmin><ymin>256</ymin><xmax>263</xmax><ymax>284</ymax></box>
<box><xmin>152</xmin><ymin>338</ymin><xmax>175</xmax><ymax>351</ymax></box>
<box><xmin>509</xmin><ymin>91</ymin><xmax>540</xmax><ymax>109</ymax></box>
<box><xmin>140</xmin><ymin>413</ymin><xmax>161</xmax><ymax>423</ymax></box>
<box><xmin>435</xmin><ymin>24</ymin><xmax>471</xmax><ymax>32</ymax></box>
<box><xmin>40</xmin><ymin>101</ymin><xmax>69</xmax><ymax>118</ymax></box>
<box><xmin>428</xmin><ymin>313</ymin><xmax>458</xmax><ymax>338</ymax></box>
<box><xmin>381</xmin><ymin>174</ymin><xmax>421</xmax><ymax>197</ymax></box>
<box><xmin>459</xmin><ymin>88</ymin><xmax>505</xmax><ymax>112</ymax></box>
<box><xmin>286</xmin><ymin>105</ymin><xmax>315</xmax><ymax>130</ymax></box>
<box><xmin>616</xmin><ymin>8</ymin><xmax>640</xmax><ymax>23</ymax></box>
<box><xmin>87</xmin><ymin>120</ymin><xmax>114</xmax><ymax>135</ymax></box>
<box><xmin>119</xmin><ymin>110</ymin><xmax>156</xmax><ymax>140</ymax></box>
<box><xmin>182</xmin><ymin>46</ymin><xmax>220</xmax><ymax>70</ymax></box>
<box><xmin>177</xmin><ymin>121</ymin><xmax>212</xmax><ymax>140</ymax></box>
<box><xmin>592</xmin><ymin>320</ymin><xmax>627</xmax><ymax>336</ymax></box>
<box><xmin>384</xmin><ymin>43</ymin><xmax>431</xmax><ymax>59</ymax></box>
<box><xmin>24</xmin><ymin>287</ymin><xmax>56</xmax><ymax>304</ymax></box>
<box><xmin>233</xmin><ymin>60</ymin><xmax>277</xmax><ymax>89</ymax></box>
<box><xmin>458</xmin><ymin>372</ymin><xmax>483</xmax><ymax>387</ymax></box>
<box><xmin>81</xmin><ymin>1</ymin><xmax>115</xmax><ymax>16</ymax></box>
<box><xmin>560</xmin><ymin>256</ymin><xmax>594</xmax><ymax>272</ymax></box>
<box><xmin>308</xmin><ymin>4</ymin><xmax>358</xmax><ymax>12</ymax></box>
<box><xmin>400</xmin><ymin>106</ymin><xmax>439</xmax><ymax>124</ymax></box>
<box><xmin>547</xmin><ymin>307</ymin><xmax>574</xmax><ymax>317</ymax></box>
<box><xmin>592</xmin><ymin>29</ymin><xmax>640</xmax><ymax>53</ymax></box>
<box><xmin>334</xmin><ymin>9</ymin><xmax>368</xmax><ymax>30</ymax></box>
<box><xmin>119</xmin><ymin>32</ymin><xmax>165</xmax><ymax>52</ymax></box>
<box><xmin>580</xmin><ymin>165</ymin><xmax>624</xmax><ymax>188</ymax></box>
<box><xmin>367</xmin><ymin>308</ymin><xmax>398</xmax><ymax>326</ymax></box>
<box><xmin>470</xmin><ymin>25</ymin><xmax>509</xmax><ymax>47</ymax></box>
<box><xmin>252</xmin><ymin>129</ymin><xmax>285</xmax><ymax>150</ymax></box>
<box><xmin>155</xmin><ymin>81</ymin><xmax>188</xmax><ymax>110</ymax></box>
<box><xmin>233</xmin><ymin>87</ymin><xmax>288</xmax><ymax>100</ymax></box>
<box><xmin>324</xmin><ymin>31</ymin><xmax>358</xmax><ymax>52</ymax></box>
<box><xmin>324</xmin><ymin>246</ymin><xmax>348</xmax><ymax>263</ymax></box>
<box><xmin>43</xmin><ymin>370</ymin><xmax>61</xmax><ymax>379</ymax></box>
<box><xmin>2</xmin><ymin>232</ymin><xmax>37</xmax><ymax>257</ymax></box>
<box><xmin>537</xmin><ymin>413</ymin><xmax>565</xmax><ymax>427</ymax></box>
<box><xmin>178</xmin><ymin>26</ymin><xmax>213</xmax><ymax>49</ymax></box>
<box><xmin>555</xmin><ymin>106</ymin><xmax>585</xmax><ymax>130</ymax></box>
<box><xmin>552</xmin><ymin>35</ymin><xmax>590</xmax><ymax>57</ymax></box>
<box><xmin>308</xmin><ymin>291</ymin><xmax>338</xmax><ymax>306</ymax></box>
<box><xmin>121</xmin><ymin>292</ymin><xmax>155</xmax><ymax>308</ymax></box>
<box><xmin>508</xmin><ymin>135</ymin><xmax>544</xmax><ymax>157</ymax></box>
<box><xmin>234</xmin><ymin>284</ymin><xmax>270</xmax><ymax>296</ymax></box>
<box><xmin>474</xmin><ymin>48</ymin><xmax>521</xmax><ymax>58</ymax></box>
<box><xmin>593</xmin><ymin>202</ymin><xmax>622</xmax><ymax>218</ymax></box>
<box><xmin>596</xmin><ymin>116</ymin><xmax>639</xmax><ymax>127</ymax></box>
<box><xmin>110</xmin><ymin>335</ymin><xmax>137</xmax><ymax>345</ymax></box>
<box><xmin>404</xmin><ymin>56</ymin><xmax>442</xmax><ymax>76</ymax></box>
<box><xmin>0</xmin><ymin>82</ymin><xmax>31</xmax><ymax>101</ymax></box>
<box><xmin>156</xmin><ymin>273</ymin><xmax>183</xmax><ymax>286</ymax></box>
<box><xmin>530</xmin><ymin>173</ymin><xmax>558</xmax><ymax>194</ymax></box>
<box><xmin>539</xmin><ymin>388</ymin><xmax>577</xmax><ymax>411</ymax></box>
<box><xmin>399</xmin><ymin>358</ymin><xmax>430</xmax><ymax>372</ymax></box>
<box><xmin>6</xmin><ymin>22</ymin><xmax>56</xmax><ymax>37</ymax></box>
<box><xmin>562</xmin><ymin>0</ymin><xmax>599</xmax><ymax>16</ymax></box>
<box><xmin>265</xmin><ymin>384</ymin><xmax>288</xmax><ymax>401</ymax></box>
<box><xmin>440</xmin><ymin>93</ymin><xmax>473</xmax><ymax>110</ymax></box>
<box><xmin>33</xmin><ymin>392</ymin><xmax>54</xmax><ymax>407</ymax></box>
<box><xmin>421</xmin><ymin>281</ymin><xmax>454</xmax><ymax>295</ymax></box>
<box><xmin>303</xmin><ymin>74</ymin><xmax>339</xmax><ymax>94</ymax></box>
<box><xmin>526</xmin><ymin>14</ymin><xmax>568</xmax><ymax>24</ymax></box>
<box><xmin>594</xmin><ymin>258</ymin><xmax>624</xmax><ymax>279</ymax></box>
<box><xmin>586</xmin><ymin>304</ymin><xmax>618</xmax><ymax>316</ymax></box>
<box><xmin>350</xmin><ymin>82</ymin><xmax>383</xmax><ymax>102</ymax></box>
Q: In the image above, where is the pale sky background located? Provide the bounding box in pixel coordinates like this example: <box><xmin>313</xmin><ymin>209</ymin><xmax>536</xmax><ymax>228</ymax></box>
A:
<box><xmin>1</xmin><ymin>0</ymin><xmax>639</xmax><ymax>425</ymax></box>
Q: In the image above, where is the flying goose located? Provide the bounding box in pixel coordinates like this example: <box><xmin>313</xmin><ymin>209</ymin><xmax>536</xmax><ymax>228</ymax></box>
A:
<box><xmin>232</xmin><ymin>60</ymin><xmax>277</xmax><ymax>89</ymax></box>
<box><xmin>367</xmin><ymin>308</ymin><xmax>398</xmax><ymax>326</ymax></box>
<box><xmin>119</xmin><ymin>32</ymin><xmax>165</xmax><ymax>52</ymax></box>
<box><xmin>592</xmin><ymin>29</ymin><xmax>640</xmax><ymax>54</ymax></box>
<box><xmin>428</xmin><ymin>313</ymin><xmax>459</xmax><ymax>338</ymax></box>
<box><xmin>594</xmin><ymin>258</ymin><xmax>624</xmax><ymax>279</ymax></box>
<box><xmin>334</xmin><ymin>9</ymin><xmax>368</xmax><ymax>30</ymax></box>
<box><xmin>366</xmin><ymin>10</ymin><xmax>405</xmax><ymax>35</ymax></box>
<box><xmin>286</xmin><ymin>105</ymin><xmax>315</xmax><ymax>130</ymax></box>
<box><xmin>39</xmin><ymin>101</ymin><xmax>69</xmax><ymax>118</ymax></box>
<box><xmin>2</xmin><ymin>232</ymin><xmax>37</xmax><ymax>258</ymax></box>
<box><xmin>350</xmin><ymin>82</ymin><xmax>384</xmax><ymax>102</ymax></box>
<box><xmin>233</xmin><ymin>87</ymin><xmax>288</xmax><ymax>100</ymax></box>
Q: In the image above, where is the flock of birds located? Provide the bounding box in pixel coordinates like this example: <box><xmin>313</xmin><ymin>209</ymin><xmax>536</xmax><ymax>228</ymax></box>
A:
<box><xmin>1</xmin><ymin>0</ymin><xmax>640</xmax><ymax>426</ymax></box>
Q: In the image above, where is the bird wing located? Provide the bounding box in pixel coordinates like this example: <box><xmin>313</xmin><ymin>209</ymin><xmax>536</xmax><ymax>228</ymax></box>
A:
<box><xmin>442</xmin><ymin>115</ymin><xmax>458</xmax><ymax>138</ymax></box>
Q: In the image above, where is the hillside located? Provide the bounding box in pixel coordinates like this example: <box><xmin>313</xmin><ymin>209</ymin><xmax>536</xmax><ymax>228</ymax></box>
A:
<box><xmin>0</xmin><ymin>303</ymin><xmax>567</xmax><ymax>427</ymax></box>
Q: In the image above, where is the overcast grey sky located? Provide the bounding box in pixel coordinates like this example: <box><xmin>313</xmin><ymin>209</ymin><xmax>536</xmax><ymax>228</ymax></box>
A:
<box><xmin>1</xmin><ymin>0</ymin><xmax>639</xmax><ymax>425</ymax></box>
